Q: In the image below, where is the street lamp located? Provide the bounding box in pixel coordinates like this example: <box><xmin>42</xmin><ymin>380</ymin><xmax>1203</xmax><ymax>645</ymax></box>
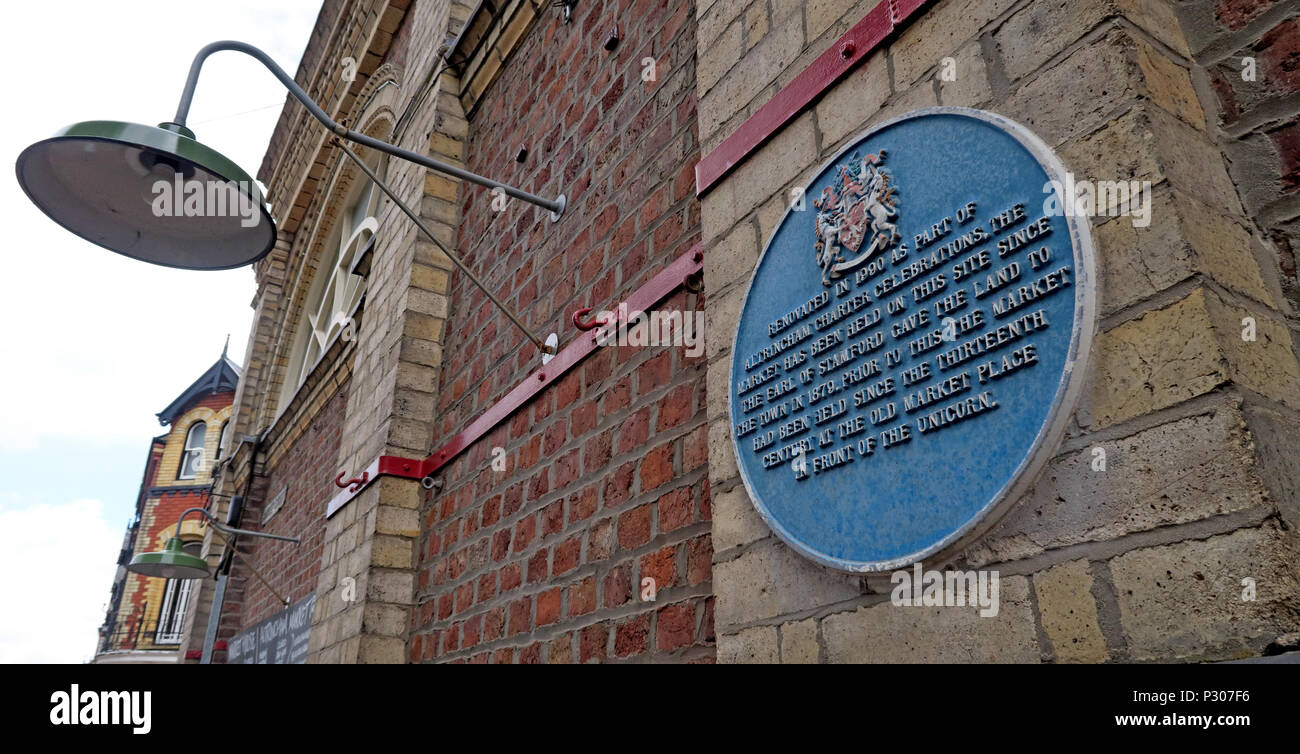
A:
<box><xmin>16</xmin><ymin>120</ymin><xmax>275</xmax><ymax>270</ymax></box>
<box><xmin>129</xmin><ymin>507</ymin><xmax>300</xmax><ymax>605</ymax></box>
<box><xmin>16</xmin><ymin>40</ymin><xmax>562</xmax><ymax>353</ymax></box>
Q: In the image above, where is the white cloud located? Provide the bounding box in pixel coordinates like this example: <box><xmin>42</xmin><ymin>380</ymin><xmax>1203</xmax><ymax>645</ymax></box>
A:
<box><xmin>0</xmin><ymin>498</ymin><xmax>123</xmax><ymax>663</ymax></box>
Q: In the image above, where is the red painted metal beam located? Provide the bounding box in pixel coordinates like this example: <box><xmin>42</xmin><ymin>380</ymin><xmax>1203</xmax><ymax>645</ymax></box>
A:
<box><xmin>326</xmin><ymin>243</ymin><xmax>704</xmax><ymax>518</ymax></box>
<box><xmin>694</xmin><ymin>0</ymin><xmax>931</xmax><ymax>196</ymax></box>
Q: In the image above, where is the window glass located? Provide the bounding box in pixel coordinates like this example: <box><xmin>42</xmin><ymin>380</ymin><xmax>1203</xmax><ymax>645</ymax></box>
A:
<box><xmin>279</xmin><ymin>155</ymin><xmax>386</xmax><ymax>410</ymax></box>
<box><xmin>178</xmin><ymin>421</ymin><xmax>206</xmax><ymax>479</ymax></box>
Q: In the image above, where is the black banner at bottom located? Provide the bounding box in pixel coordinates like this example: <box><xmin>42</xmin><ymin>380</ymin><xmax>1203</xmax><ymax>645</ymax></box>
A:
<box><xmin>6</xmin><ymin>661</ymin><xmax>1293</xmax><ymax>740</ymax></box>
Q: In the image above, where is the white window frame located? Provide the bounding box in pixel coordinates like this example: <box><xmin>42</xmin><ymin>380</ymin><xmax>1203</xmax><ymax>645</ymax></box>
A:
<box><xmin>155</xmin><ymin>576</ymin><xmax>194</xmax><ymax>644</ymax></box>
<box><xmin>178</xmin><ymin>421</ymin><xmax>206</xmax><ymax>480</ymax></box>
<box><xmin>280</xmin><ymin>156</ymin><xmax>385</xmax><ymax>409</ymax></box>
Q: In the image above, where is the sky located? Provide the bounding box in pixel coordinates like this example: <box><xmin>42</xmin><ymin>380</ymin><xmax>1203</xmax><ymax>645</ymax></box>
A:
<box><xmin>0</xmin><ymin>0</ymin><xmax>320</xmax><ymax>663</ymax></box>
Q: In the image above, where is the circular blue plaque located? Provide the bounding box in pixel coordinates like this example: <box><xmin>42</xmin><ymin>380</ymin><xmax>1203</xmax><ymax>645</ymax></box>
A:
<box><xmin>729</xmin><ymin>108</ymin><xmax>1096</xmax><ymax>572</ymax></box>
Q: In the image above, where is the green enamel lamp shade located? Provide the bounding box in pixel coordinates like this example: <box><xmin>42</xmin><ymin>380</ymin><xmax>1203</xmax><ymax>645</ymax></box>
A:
<box><xmin>16</xmin><ymin>120</ymin><xmax>275</xmax><ymax>270</ymax></box>
<box><xmin>127</xmin><ymin>537</ymin><xmax>210</xmax><ymax>579</ymax></box>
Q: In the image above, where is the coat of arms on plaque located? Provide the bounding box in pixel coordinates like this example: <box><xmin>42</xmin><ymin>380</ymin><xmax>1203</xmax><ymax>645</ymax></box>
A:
<box><xmin>813</xmin><ymin>149</ymin><xmax>900</xmax><ymax>285</ymax></box>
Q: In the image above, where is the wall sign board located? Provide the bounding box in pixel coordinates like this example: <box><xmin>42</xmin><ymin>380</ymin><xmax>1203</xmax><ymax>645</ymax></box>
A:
<box><xmin>729</xmin><ymin>107</ymin><xmax>1096</xmax><ymax>572</ymax></box>
<box><xmin>225</xmin><ymin>594</ymin><xmax>316</xmax><ymax>664</ymax></box>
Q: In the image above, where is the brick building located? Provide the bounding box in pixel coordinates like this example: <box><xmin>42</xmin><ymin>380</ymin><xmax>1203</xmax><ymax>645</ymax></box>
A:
<box><xmin>93</xmin><ymin>353</ymin><xmax>238</xmax><ymax>663</ymax></box>
<box><xmin>175</xmin><ymin>0</ymin><xmax>1300</xmax><ymax>663</ymax></box>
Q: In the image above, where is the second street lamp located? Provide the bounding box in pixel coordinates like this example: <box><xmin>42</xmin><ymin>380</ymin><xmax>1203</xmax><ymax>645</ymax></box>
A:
<box><xmin>128</xmin><ymin>507</ymin><xmax>301</xmax><ymax>606</ymax></box>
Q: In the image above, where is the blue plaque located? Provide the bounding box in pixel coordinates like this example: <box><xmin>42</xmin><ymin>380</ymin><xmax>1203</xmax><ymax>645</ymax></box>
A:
<box><xmin>729</xmin><ymin>108</ymin><xmax>1096</xmax><ymax>572</ymax></box>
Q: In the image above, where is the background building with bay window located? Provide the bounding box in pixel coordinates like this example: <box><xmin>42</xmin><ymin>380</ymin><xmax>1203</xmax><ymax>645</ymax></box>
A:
<box><xmin>92</xmin><ymin>352</ymin><xmax>237</xmax><ymax>663</ymax></box>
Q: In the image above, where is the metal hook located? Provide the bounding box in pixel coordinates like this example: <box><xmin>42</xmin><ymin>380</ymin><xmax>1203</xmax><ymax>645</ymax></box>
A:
<box><xmin>572</xmin><ymin>307</ymin><xmax>612</xmax><ymax>332</ymax></box>
<box><xmin>334</xmin><ymin>470</ymin><xmax>370</xmax><ymax>493</ymax></box>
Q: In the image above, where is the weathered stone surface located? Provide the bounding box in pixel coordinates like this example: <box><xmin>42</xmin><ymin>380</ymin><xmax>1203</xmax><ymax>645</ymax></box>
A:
<box><xmin>1094</xmin><ymin>189</ymin><xmax>1194</xmax><ymax>315</ymax></box>
<box><xmin>780</xmin><ymin>617</ymin><xmax>821</xmax><ymax>663</ymax></box>
<box><xmin>697</xmin><ymin>0</ymin><xmax>747</xmax><ymax>48</ymax></box>
<box><xmin>756</xmin><ymin>192</ymin><xmax>790</xmax><ymax>246</ymax></box>
<box><xmin>1083</xmin><ymin>288</ymin><xmax>1229</xmax><ymax>429</ymax></box>
<box><xmin>1110</xmin><ymin>523</ymin><xmax>1300</xmax><ymax>661</ymax></box>
<box><xmin>706</xmin><ymin>284</ymin><xmax>745</xmax><ymax>361</ymax></box>
<box><xmin>1094</xmin><ymin>187</ymin><xmax>1273</xmax><ymax>315</ymax></box>
<box><xmin>1177</xmin><ymin>195</ymin><xmax>1272</xmax><ymax>306</ymax></box>
<box><xmin>706</xmin><ymin>354</ymin><xmax>732</xmax><ymax>422</ymax></box>
<box><xmin>1003</xmin><ymin>30</ymin><xmax>1144</xmax><ymax>147</ymax></box>
<box><xmin>704</xmin><ymin>219</ymin><xmax>760</xmax><ymax>299</ymax></box>
<box><xmin>890</xmin><ymin>0</ymin><xmax>1018</xmax><ymax>87</ymax></box>
<box><xmin>996</xmin><ymin>0</ymin><xmax>1190</xmax><ymax>83</ymax></box>
<box><xmin>366</xmin><ymin>568</ymin><xmax>414</xmax><ymax>605</ymax></box>
<box><xmin>966</xmin><ymin>398</ymin><xmax>1268</xmax><ymax>566</ymax></box>
<box><xmin>698</xmin><ymin>18</ymin><xmax>805</xmax><ymax>143</ymax></box>
<box><xmin>702</xmin><ymin>179</ymin><xmax>740</xmax><ymax>245</ymax></box>
<box><xmin>937</xmin><ymin>42</ymin><xmax>992</xmax><ymax>108</ymax></box>
<box><xmin>821</xmin><ymin>576</ymin><xmax>1039</xmax><ymax>662</ymax></box>
<box><xmin>1143</xmin><ymin>106</ymin><xmax>1243</xmax><ymax>214</ymax></box>
<box><xmin>357</xmin><ymin>634</ymin><xmax>405</xmax><ymax>664</ymax></box>
<box><xmin>1033</xmin><ymin>559</ymin><xmax>1109</xmax><ymax>663</ymax></box>
<box><xmin>805</xmin><ymin>0</ymin><xmax>872</xmax><ymax>43</ymax></box>
<box><xmin>728</xmin><ymin>111</ymin><xmax>819</xmax><ymax>222</ymax></box>
<box><xmin>1134</xmin><ymin>38</ymin><xmax>1205</xmax><ymax>131</ymax></box>
<box><xmin>1059</xmin><ymin>105</ymin><xmax>1242</xmax><ymax>217</ymax></box>
<box><xmin>815</xmin><ymin>50</ymin><xmax>892</xmax><ymax>147</ymax></box>
<box><xmin>717</xmin><ymin>625</ymin><xmax>779</xmax><ymax>663</ymax></box>
<box><xmin>708</xmin><ymin>417</ymin><xmax>740</xmax><ymax>486</ymax></box>
<box><xmin>370</xmin><ymin>534</ymin><xmax>414</xmax><ymax>569</ymax></box>
<box><xmin>1242</xmin><ymin>402</ymin><xmax>1300</xmax><ymax>529</ymax></box>
<box><xmin>712</xmin><ymin>483</ymin><xmax>770</xmax><ymax>553</ymax></box>
<box><xmin>375</xmin><ymin>504</ymin><xmax>421</xmax><ymax>538</ymax></box>
<box><xmin>363</xmin><ymin>602</ymin><xmax>409</xmax><ymax>637</ymax></box>
<box><xmin>698</xmin><ymin>19</ymin><xmax>744</xmax><ymax>95</ymax></box>
<box><xmin>714</xmin><ymin>539</ymin><xmax>860</xmax><ymax>627</ymax></box>
<box><xmin>1203</xmin><ymin>290</ymin><xmax>1300</xmax><ymax>411</ymax></box>
<box><xmin>867</xmin><ymin>81</ymin><xmax>940</xmax><ymax>134</ymax></box>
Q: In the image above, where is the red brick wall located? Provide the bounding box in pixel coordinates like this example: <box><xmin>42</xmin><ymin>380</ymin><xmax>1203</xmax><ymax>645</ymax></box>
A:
<box><xmin>226</xmin><ymin>382</ymin><xmax>347</xmax><ymax>630</ymax></box>
<box><xmin>413</xmin><ymin>0</ymin><xmax>711</xmax><ymax>663</ymax></box>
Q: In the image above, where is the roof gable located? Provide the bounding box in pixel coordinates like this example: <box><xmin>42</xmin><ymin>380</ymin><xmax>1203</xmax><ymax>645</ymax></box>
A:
<box><xmin>156</xmin><ymin>355</ymin><xmax>241</xmax><ymax>426</ymax></box>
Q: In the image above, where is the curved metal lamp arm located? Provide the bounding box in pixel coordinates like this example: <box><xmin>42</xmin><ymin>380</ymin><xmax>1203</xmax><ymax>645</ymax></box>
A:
<box><xmin>175</xmin><ymin>506</ymin><xmax>300</xmax><ymax>543</ymax></box>
<box><xmin>172</xmin><ymin>41</ymin><xmax>562</xmax><ymax>356</ymax></box>
<box><xmin>174</xmin><ymin>506</ymin><xmax>297</xmax><ymax>606</ymax></box>
<box><xmin>171</xmin><ymin>40</ymin><xmax>565</xmax><ymax>218</ymax></box>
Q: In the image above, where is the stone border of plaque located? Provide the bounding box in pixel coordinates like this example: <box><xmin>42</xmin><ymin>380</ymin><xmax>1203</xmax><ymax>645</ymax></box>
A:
<box><xmin>728</xmin><ymin>107</ymin><xmax>1097</xmax><ymax>572</ymax></box>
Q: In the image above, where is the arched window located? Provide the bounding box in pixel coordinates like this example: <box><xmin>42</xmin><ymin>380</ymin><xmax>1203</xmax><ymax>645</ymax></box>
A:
<box><xmin>178</xmin><ymin>421</ymin><xmax>206</xmax><ymax>479</ymax></box>
<box><xmin>216</xmin><ymin>420</ymin><xmax>232</xmax><ymax>461</ymax></box>
<box><xmin>280</xmin><ymin>153</ymin><xmax>385</xmax><ymax>409</ymax></box>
